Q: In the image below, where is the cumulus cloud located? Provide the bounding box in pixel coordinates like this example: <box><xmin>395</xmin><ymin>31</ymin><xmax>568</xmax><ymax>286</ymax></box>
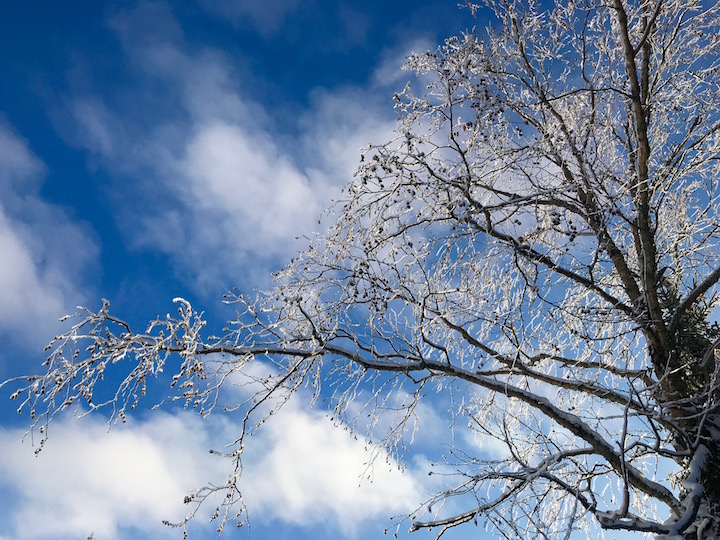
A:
<box><xmin>0</xmin><ymin>395</ymin><xmax>431</xmax><ymax>540</ymax></box>
<box><xmin>180</xmin><ymin>123</ymin><xmax>323</xmax><ymax>253</ymax></box>
<box><xmin>0</xmin><ymin>412</ymin><xmax>223</xmax><ymax>540</ymax></box>
<box><xmin>0</xmin><ymin>123</ymin><xmax>97</xmax><ymax>347</ymax></box>
<box><xmin>242</xmin><ymin>401</ymin><xmax>421</xmax><ymax>532</ymax></box>
<box><xmin>58</xmin><ymin>2</ymin><xmax>403</xmax><ymax>293</ymax></box>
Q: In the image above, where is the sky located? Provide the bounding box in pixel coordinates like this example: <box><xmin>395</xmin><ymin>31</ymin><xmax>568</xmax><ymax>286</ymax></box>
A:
<box><xmin>0</xmin><ymin>2</ymin><xmax>503</xmax><ymax>540</ymax></box>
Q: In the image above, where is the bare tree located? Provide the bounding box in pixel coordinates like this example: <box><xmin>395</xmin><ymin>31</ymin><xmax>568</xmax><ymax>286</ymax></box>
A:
<box><xmin>5</xmin><ymin>0</ymin><xmax>720</xmax><ymax>538</ymax></box>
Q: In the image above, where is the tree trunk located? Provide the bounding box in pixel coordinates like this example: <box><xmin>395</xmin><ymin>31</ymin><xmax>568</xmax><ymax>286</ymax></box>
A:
<box><xmin>658</xmin><ymin>346</ymin><xmax>720</xmax><ymax>538</ymax></box>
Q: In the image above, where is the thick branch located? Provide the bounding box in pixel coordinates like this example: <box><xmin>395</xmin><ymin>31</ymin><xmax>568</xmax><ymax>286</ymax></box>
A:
<box><xmin>312</xmin><ymin>340</ymin><xmax>682</xmax><ymax>514</ymax></box>
<box><xmin>669</xmin><ymin>264</ymin><xmax>720</xmax><ymax>335</ymax></box>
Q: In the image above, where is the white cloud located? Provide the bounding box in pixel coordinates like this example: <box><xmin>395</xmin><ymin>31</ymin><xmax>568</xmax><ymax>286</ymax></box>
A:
<box><xmin>0</xmin><ymin>124</ymin><xmax>97</xmax><ymax>346</ymax></box>
<box><xmin>70</xmin><ymin>98</ymin><xmax>119</xmax><ymax>156</ymax></box>
<box><xmin>1</xmin><ymin>359</ymin><xmax>429</xmax><ymax>540</ymax></box>
<box><xmin>0</xmin><ymin>208</ymin><xmax>66</xmax><ymax>335</ymax></box>
<box><xmin>242</xmin><ymin>401</ymin><xmax>421</xmax><ymax>533</ymax></box>
<box><xmin>59</xmin><ymin>3</ymin><xmax>405</xmax><ymax>293</ymax></box>
<box><xmin>180</xmin><ymin>122</ymin><xmax>323</xmax><ymax>252</ymax></box>
<box><xmin>0</xmin><ymin>125</ymin><xmax>45</xmax><ymax>185</ymax></box>
<box><xmin>0</xmin><ymin>398</ymin><xmax>430</xmax><ymax>540</ymax></box>
<box><xmin>0</xmin><ymin>412</ymin><xmax>223</xmax><ymax>540</ymax></box>
<box><xmin>108</xmin><ymin>1</ymin><xmax>184</xmax><ymax>52</ymax></box>
<box><xmin>300</xmin><ymin>86</ymin><xmax>397</xmax><ymax>182</ymax></box>
<box><xmin>370</xmin><ymin>38</ymin><xmax>437</xmax><ymax>90</ymax></box>
<box><xmin>217</xmin><ymin>362</ymin><xmax>437</xmax><ymax>533</ymax></box>
<box><xmin>198</xmin><ymin>0</ymin><xmax>300</xmax><ymax>36</ymax></box>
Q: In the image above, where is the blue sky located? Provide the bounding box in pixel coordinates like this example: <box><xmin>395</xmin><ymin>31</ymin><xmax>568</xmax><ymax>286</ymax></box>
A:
<box><xmin>0</xmin><ymin>2</ymin><xmax>507</xmax><ymax>540</ymax></box>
